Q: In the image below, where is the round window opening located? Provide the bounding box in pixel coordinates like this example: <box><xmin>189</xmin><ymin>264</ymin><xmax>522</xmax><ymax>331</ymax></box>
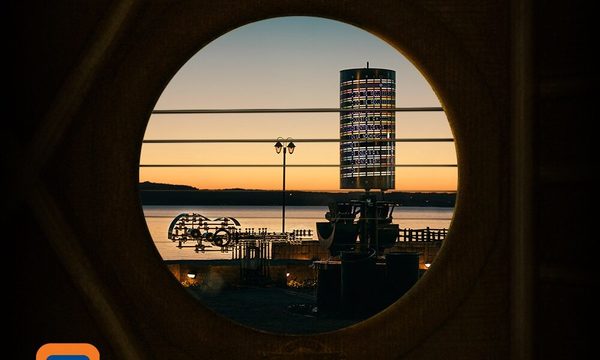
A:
<box><xmin>140</xmin><ymin>16</ymin><xmax>457</xmax><ymax>334</ymax></box>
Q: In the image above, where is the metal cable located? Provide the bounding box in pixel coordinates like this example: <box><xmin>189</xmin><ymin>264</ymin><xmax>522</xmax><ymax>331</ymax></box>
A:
<box><xmin>151</xmin><ymin>107</ymin><xmax>443</xmax><ymax>114</ymax></box>
<box><xmin>139</xmin><ymin>164</ymin><xmax>457</xmax><ymax>167</ymax></box>
<box><xmin>142</xmin><ymin>138</ymin><xmax>453</xmax><ymax>143</ymax></box>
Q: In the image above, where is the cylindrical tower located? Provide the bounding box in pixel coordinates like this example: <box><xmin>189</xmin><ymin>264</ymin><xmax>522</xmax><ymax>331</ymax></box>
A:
<box><xmin>340</xmin><ymin>67</ymin><xmax>396</xmax><ymax>190</ymax></box>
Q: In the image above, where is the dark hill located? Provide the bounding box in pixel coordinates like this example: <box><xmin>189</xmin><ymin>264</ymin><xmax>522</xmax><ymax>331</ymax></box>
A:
<box><xmin>139</xmin><ymin>182</ymin><xmax>455</xmax><ymax>207</ymax></box>
<box><xmin>139</xmin><ymin>181</ymin><xmax>199</xmax><ymax>191</ymax></box>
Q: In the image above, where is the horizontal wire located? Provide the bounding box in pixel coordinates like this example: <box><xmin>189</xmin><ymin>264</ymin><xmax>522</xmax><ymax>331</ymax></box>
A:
<box><xmin>143</xmin><ymin>138</ymin><xmax>454</xmax><ymax>143</ymax></box>
<box><xmin>139</xmin><ymin>190</ymin><xmax>457</xmax><ymax>193</ymax></box>
<box><xmin>144</xmin><ymin>215</ymin><xmax>452</xmax><ymax>220</ymax></box>
<box><xmin>139</xmin><ymin>164</ymin><xmax>457</xmax><ymax>168</ymax></box>
<box><xmin>140</xmin><ymin>188</ymin><xmax>456</xmax><ymax>193</ymax></box>
<box><xmin>151</xmin><ymin>107</ymin><xmax>444</xmax><ymax>114</ymax></box>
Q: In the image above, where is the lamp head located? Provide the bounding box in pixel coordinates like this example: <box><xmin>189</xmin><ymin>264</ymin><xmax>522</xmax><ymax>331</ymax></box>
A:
<box><xmin>287</xmin><ymin>141</ymin><xmax>296</xmax><ymax>154</ymax></box>
<box><xmin>274</xmin><ymin>141</ymin><xmax>283</xmax><ymax>154</ymax></box>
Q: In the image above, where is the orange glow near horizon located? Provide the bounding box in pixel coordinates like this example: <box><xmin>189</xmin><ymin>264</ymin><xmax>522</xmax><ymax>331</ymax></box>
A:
<box><xmin>139</xmin><ymin>166</ymin><xmax>457</xmax><ymax>192</ymax></box>
<box><xmin>139</xmin><ymin>139</ymin><xmax>458</xmax><ymax>191</ymax></box>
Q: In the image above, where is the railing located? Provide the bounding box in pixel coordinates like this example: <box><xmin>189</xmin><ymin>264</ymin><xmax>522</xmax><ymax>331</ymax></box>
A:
<box><xmin>233</xmin><ymin>239</ymin><xmax>271</xmax><ymax>283</ymax></box>
<box><xmin>398</xmin><ymin>227</ymin><xmax>447</xmax><ymax>242</ymax></box>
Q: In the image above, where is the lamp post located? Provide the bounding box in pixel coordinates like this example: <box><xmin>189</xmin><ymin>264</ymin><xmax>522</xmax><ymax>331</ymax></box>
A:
<box><xmin>274</xmin><ymin>137</ymin><xmax>295</xmax><ymax>234</ymax></box>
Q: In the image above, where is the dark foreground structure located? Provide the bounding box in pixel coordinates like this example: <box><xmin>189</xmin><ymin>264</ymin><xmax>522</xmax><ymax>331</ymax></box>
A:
<box><xmin>12</xmin><ymin>2</ymin><xmax>592</xmax><ymax>359</ymax></box>
<box><xmin>315</xmin><ymin>193</ymin><xmax>425</xmax><ymax>318</ymax></box>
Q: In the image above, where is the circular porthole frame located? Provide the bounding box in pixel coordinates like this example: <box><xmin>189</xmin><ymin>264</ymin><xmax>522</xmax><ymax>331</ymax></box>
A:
<box><xmin>51</xmin><ymin>2</ymin><xmax>505</xmax><ymax>359</ymax></box>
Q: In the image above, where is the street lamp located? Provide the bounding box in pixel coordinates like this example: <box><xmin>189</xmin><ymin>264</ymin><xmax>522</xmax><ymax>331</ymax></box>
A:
<box><xmin>274</xmin><ymin>137</ymin><xmax>295</xmax><ymax>233</ymax></box>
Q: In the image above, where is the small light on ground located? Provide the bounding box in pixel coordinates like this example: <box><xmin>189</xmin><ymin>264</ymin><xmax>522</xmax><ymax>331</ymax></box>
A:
<box><xmin>425</xmin><ymin>263</ymin><xmax>431</xmax><ymax>269</ymax></box>
<box><xmin>286</xmin><ymin>273</ymin><xmax>290</xmax><ymax>277</ymax></box>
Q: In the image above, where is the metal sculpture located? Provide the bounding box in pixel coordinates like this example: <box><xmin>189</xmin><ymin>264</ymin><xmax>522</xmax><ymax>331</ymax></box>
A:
<box><xmin>316</xmin><ymin>194</ymin><xmax>400</xmax><ymax>256</ymax></box>
<box><xmin>168</xmin><ymin>213</ymin><xmax>241</xmax><ymax>252</ymax></box>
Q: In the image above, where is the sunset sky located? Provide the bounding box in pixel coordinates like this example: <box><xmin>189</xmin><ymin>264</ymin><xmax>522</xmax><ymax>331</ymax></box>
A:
<box><xmin>140</xmin><ymin>17</ymin><xmax>457</xmax><ymax>191</ymax></box>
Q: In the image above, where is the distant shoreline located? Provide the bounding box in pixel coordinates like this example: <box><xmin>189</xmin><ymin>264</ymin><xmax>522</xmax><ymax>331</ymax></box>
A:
<box><xmin>139</xmin><ymin>182</ymin><xmax>456</xmax><ymax>207</ymax></box>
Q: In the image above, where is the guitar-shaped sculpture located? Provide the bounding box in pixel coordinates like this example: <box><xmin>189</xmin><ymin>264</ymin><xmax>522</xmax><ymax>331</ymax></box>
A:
<box><xmin>168</xmin><ymin>213</ymin><xmax>242</xmax><ymax>252</ymax></box>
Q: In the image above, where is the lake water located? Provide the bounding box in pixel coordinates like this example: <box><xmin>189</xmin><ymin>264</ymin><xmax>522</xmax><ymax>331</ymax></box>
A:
<box><xmin>144</xmin><ymin>205</ymin><xmax>454</xmax><ymax>260</ymax></box>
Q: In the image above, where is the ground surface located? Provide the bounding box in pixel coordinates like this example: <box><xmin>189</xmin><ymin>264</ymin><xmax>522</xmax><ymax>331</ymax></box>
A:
<box><xmin>188</xmin><ymin>285</ymin><xmax>365</xmax><ymax>334</ymax></box>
